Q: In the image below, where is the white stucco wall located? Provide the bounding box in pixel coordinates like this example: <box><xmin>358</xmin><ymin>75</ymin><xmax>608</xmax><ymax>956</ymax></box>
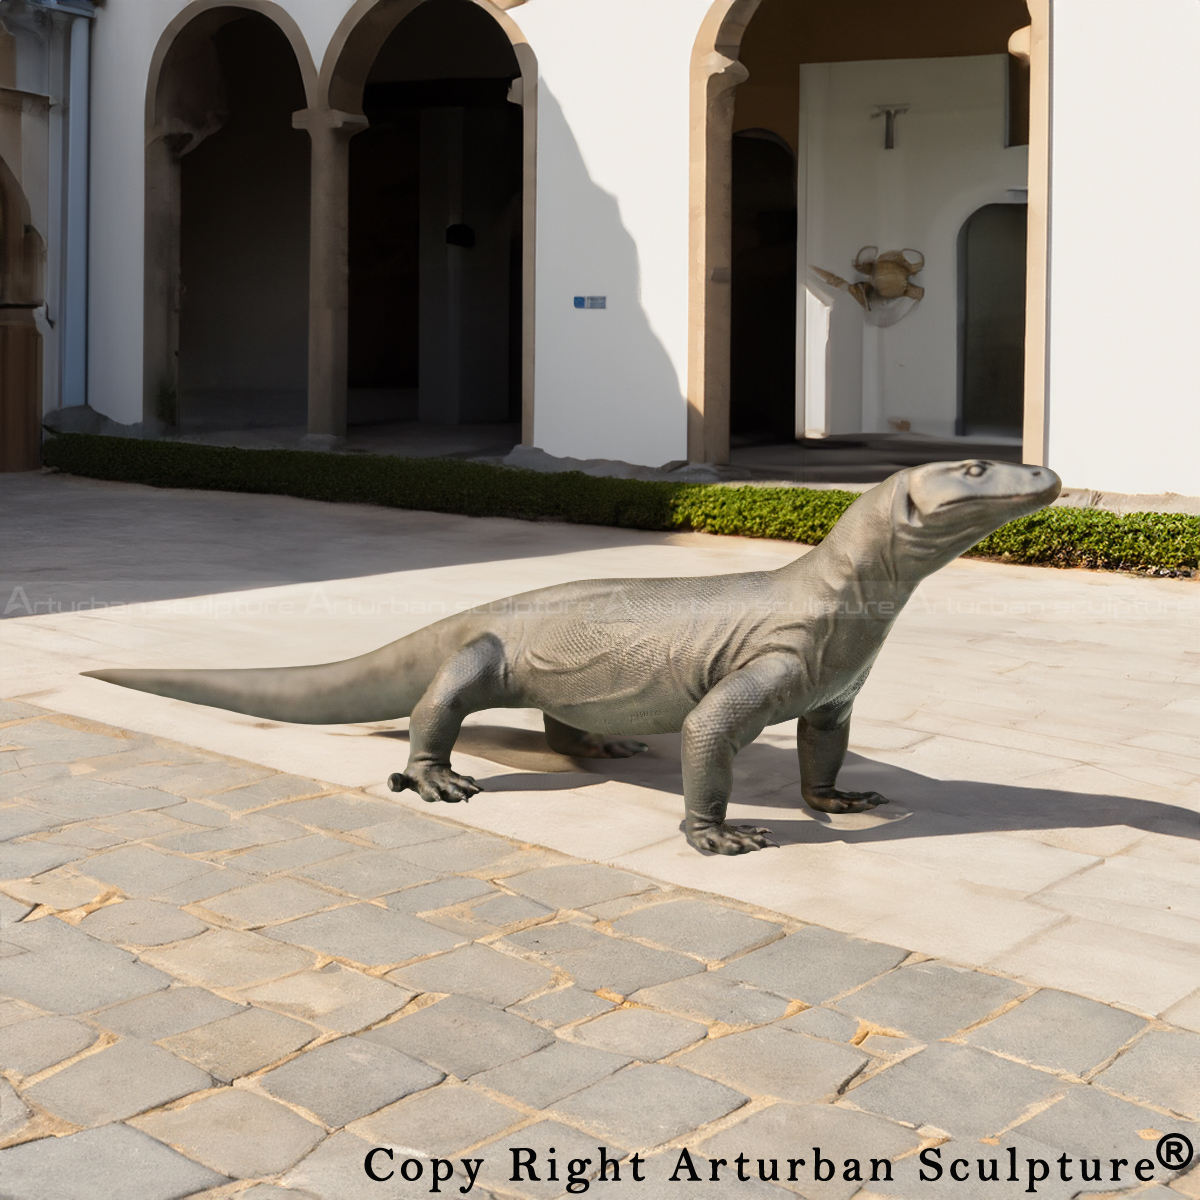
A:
<box><xmin>85</xmin><ymin>0</ymin><xmax>1200</xmax><ymax>492</ymax></box>
<box><xmin>88</xmin><ymin>0</ymin><xmax>707</xmax><ymax>464</ymax></box>
<box><xmin>506</xmin><ymin>0</ymin><xmax>712</xmax><ymax>467</ymax></box>
<box><xmin>1046</xmin><ymin>0</ymin><xmax>1200</xmax><ymax>495</ymax></box>
<box><xmin>799</xmin><ymin>55</ymin><xmax>1027</xmax><ymax>441</ymax></box>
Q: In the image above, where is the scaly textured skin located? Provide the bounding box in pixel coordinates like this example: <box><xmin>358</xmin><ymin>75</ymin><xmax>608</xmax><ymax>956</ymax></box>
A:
<box><xmin>85</xmin><ymin>460</ymin><xmax>1061</xmax><ymax>855</ymax></box>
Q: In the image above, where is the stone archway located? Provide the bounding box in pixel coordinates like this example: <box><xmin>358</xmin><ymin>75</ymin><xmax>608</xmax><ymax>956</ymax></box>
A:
<box><xmin>690</xmin><ymin>0</ymin><xmax>1050</xmax><ymax>466</ymax></box>
<box><xmin>142</xmin><ymin>2</ymin><xmax>317</xmax><ymax>431</ymax></box>
<box><xmin>309</xmin><ymin>0</ymin><xmax>537</xmax><ymax>442</ymax></box>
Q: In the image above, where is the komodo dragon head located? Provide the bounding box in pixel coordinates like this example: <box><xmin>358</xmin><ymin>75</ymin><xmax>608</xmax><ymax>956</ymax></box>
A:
<box><xmin>889</xmin><ymin>459</ymin><xmax>1062</xmax><ymax>569</ymax></box>
<box><xmin>824</xmin><ymin>460</ymin><xmax>1061</xmax><ymax>578</ymax></box>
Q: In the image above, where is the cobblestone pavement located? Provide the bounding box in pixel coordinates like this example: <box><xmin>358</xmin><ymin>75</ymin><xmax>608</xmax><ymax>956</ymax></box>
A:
<box><xmin>2</xmin><ymin>703</ymin><xmax>1199</xmax><ymax>1200</ymax></box>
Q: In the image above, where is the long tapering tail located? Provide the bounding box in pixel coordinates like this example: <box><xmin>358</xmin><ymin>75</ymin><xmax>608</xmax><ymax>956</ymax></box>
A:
<box><xmin>83</xmin><ymin>650</ymin><xmax>417</xmax><ymax>725</ymax></box>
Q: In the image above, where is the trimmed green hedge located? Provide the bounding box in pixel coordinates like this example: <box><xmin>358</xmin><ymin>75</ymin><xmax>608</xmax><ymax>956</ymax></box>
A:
<box><xmin>41</xmin><ymin>433</ymin><xmax>1199</xmax><ymax>574</ymax></box>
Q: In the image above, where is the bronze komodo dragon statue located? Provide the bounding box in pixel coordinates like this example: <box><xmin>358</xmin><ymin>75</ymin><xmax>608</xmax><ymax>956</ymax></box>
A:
<box><xmin>86</xmin><ymin>460</ymin><xmax>1060</xmax><ymax>855</ymax></box>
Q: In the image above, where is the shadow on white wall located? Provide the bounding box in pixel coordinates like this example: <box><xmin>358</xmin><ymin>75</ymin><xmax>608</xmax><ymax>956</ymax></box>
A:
<box><xmin>532</xmin><ymin>84</ymin><xmax>687</xmax><ymax>468</ymax></box>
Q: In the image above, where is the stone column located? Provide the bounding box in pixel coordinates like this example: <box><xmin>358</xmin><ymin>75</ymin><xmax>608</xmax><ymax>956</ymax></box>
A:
<box><xmin>687</xmin><ymin>0</ymin><xmax>759</xmax><ymax>465</ymax></box>
<box><xmin>293</xmin><ymin>107</ymin><xmax>368</xmax><ymax>441</ymax></box>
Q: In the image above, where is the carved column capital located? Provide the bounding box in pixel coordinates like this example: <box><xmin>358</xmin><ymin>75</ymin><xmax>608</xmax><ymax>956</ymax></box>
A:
<box><xmin>291</xmin><ymin>107</ymin><xmax>369</xmax><ymax>138</ymax></box>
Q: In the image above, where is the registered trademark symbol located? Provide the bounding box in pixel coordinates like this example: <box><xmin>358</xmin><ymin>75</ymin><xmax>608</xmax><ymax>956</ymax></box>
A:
<box><xmin>1157</xmin><ymin>1133</ymin><xmax>1194</xmax><ymax>1170</ymax></box>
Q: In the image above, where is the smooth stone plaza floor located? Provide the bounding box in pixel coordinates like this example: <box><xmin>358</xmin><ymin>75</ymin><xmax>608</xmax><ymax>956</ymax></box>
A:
<box><xmin>2</xmin><ymin>472</ymin><xmax>1198</xmax><ymax>1024</ymax></box>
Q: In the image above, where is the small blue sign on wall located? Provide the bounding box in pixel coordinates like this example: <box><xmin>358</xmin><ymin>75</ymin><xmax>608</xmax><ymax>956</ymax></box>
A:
<box><xmin>573</xmin><ymin>296</ymin><xmax>606</xmax><ymax>309</ymax></box>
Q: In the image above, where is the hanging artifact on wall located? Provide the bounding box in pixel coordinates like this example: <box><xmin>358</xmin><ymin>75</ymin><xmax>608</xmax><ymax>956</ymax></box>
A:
<box><xmin>811</xmin><ymin>247</ymin><xmax>924</xmax><ymax>328</ymax></box>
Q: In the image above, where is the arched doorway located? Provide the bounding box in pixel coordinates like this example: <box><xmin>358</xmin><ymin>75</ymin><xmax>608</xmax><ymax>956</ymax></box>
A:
<box><xmin>315</xmin><ymin>0</ymin><xmax>536</xmax><ymax>445</ymax></box>
<box><xmin>958</xmin><ymin>202</ymin><xmax>1027</xmax><ymax>437</ymax></box>
<box><xmin>349</xmin><ymin>0</ymin><xmax>523</xmax><ymax>437</ymax></box>
<box><xmin>691</xmin><ymin>0</ymin><xmax>1048</xmax><ymax>470</ymax></box>
<box><xmin>144</xmin><ymin>4</ymin><xmax>315</xmax><ymax>433</ymax></box>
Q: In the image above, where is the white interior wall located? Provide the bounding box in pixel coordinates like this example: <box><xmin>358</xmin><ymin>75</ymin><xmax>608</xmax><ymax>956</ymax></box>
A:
<box><xmin>505</xmin><ymin>0</ymin><xmax>712</xmax><ymax>467</ymax></box>
<box><xmin>1046</xmin><ymin>0</ymin><xmax>1200</xmax><ymax>496</ymax></box>
<box><xmin>798</xmin><ymin>55</ymin><xmax>1027</xmax><ymax>440</ymax></box>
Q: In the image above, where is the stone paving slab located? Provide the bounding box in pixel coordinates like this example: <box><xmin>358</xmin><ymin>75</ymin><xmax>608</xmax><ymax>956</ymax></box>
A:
<box><xmin>719</xmin><ymin>926</ymin><xmax>910</xmax><ymax>1005</ymax></box>
<box><xmin>361</xmin><ymin>993</ymin><xmax>556</xmax><ymax>1079</ymax></box>
<box><xmin>470</xmin><ymin>1038</ymin><xmax>632</xmax><ymax>1109</ymax></box>
<box><xmin>0</xmin><ymin>1122</ymin><xmax>229</xmax><ymax>1200</ymax></box>
<box><xmin>24</xmin><ymin>1038</ymin><xmax>212</xmax><ymax>1126</ymax></box>
<box><xmin>2</xmin><ymin>703</ymin><xmax>1200</xmax><ymax>1200</ymax></box>
<box><xmin>551</xmin><ymin>1062</ymin><xmax>748</xmax><ymax>1149</ymax></box>
<box><xmin>238</xmin><ymin>963</ymin><xmax>414</xmax><ymax>1033</ymax></box>
<box><xmin>387</xmin><ymin>942</ymin><xmax>555</xmax><ymax>1007</ymax></box>
<box><xmin>92</xmin><ymin>986</ymin><xmax>244</xmax><ymax>1041</ymax></box>
<box><xmin>258</xmin><ymin>1035</ymin><xmax>444</xmax><ymax>1126</ymax></box>
<box><xmin>0</xmin><ymin>1014</ymin><xmax>98</xmax><ymax>1076</ymax></box>
<box><xmin>506</xmin><ymin>921</ymin><xmax>704</xmax><ymax>995</ymax></box>
<box><xmin>0</xmin><ymin>914</ymin><xmax>171</xmax><ymax>1013</ymax></box>
<box><xmin>291</xmin><ymin>846</ymin><xmax>440</xmax><ymax>898</ymax></box>
<box><xmin>611</xmin><ymin>898</ymin><xmax>784</xmax><ymax>961</ymax></box>
<box><xmin>571</xmin><ymin>1006</ymin><xmax>707</xmax><ymax>1060</ymax></box>
<box><xmin>349</xmin><ymin>1080</ymin><xmax>527</xmax><ymax>1157</ymax></box>
<box><xmin>157</xmin><ymin>1006</ymin><xmax>317</xmax><ymax>1081</ymax></box>
<box><xmin>1011</xmin><ymin>1087</ymin><xmax>1200</xmax><ymax>1177</ymax></box>
<box><xmin>695</xmin><ymin>1101</ymin><xmax>923</xmax><ymax>1200</ymax></box>
<box><xmin>964</xmin><ymin>986</ymin><xmax>1146</xmax><ymax>1076</ymax></box>
<box><xmin>473</xmin><ymin>1117</ymin><xmax>628</xmax><ymax>1198</ymax></box>
<box><xmin>1094</xmin><ymin>1028</ymin><xmax>1200</xmax><ymax>1119</ymax></box>
<box><xmin>845</xmin><ymin>1040</ymin><xmax>1070</xmax><ymax>1139</ymax></box>
<box><xmin>78</xmin><ymin>898</ymin><xmax>208</xmax><ymax>946</ymax></box>
<box><xmin>829</xmin><ymin>959</ymin><xmax>1026</xmax><ymax>1042</ymax></box>
<box><xmin>677</xmin><ymin>1024</ymin><xmax>869</xmax><ymax>1104</ymax></box>
<box><xmin>261</xmin><ymin>902</ymin><xmax>466</xmax><ymax>966</ymax></box>
<box><xmin>139</xmin><ymin>926</ymin><xmax>314</xmax><ymax>988</ymax></box>
<box><xmin>630</xmin><ymin>972</ymin><xmax>793</xmax><ymax>1028</ymax></box>
<box><xmin>130</xmin><ymin>1089</ymin><xmax>326</xmax><ymax>1177</ymax></box>
<box><xmin>196</xmin><ymin>877</ymin><xmax>344</xmax><ymax>927</ymax></box>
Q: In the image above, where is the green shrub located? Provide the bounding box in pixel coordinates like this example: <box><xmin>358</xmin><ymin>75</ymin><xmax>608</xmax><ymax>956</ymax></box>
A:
<box><xmin>41</xmin><ymin>433</ymin><xmax>1198</xmax><ymax>575</ymax></box>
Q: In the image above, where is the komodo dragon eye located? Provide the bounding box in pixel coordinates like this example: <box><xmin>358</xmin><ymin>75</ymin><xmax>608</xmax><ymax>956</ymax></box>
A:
<box><xmin>964</xmin><ymin>462</ymin><xmax>987</xmax><ymax>477</ymax></box>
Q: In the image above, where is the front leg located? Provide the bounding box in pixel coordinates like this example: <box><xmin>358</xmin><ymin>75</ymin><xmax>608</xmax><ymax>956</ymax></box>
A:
<box><xmin>388</xmin><ymin>636</ymin><xmax>507</xmax><ymax>804</ymax></box>
<box><xmin>543</xmin><ymin>714</ymin><xmax>648</xmax><ymax>759</ymax></box>
<box><xmin>797</xmin><ymin>700</ymin><xmax>888</xmax><ymax>814</ymax></box>
<box><xmin>682</xmin><ymin>655</ymin><xmax>799</xmax><ymax>855</ymax></box>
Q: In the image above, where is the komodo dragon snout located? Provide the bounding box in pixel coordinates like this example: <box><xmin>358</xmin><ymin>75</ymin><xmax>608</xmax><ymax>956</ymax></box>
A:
<box><xmin>84</xmin><ymin>460</ymin><xmax>1061</xmax><ymax>856</ymax></box>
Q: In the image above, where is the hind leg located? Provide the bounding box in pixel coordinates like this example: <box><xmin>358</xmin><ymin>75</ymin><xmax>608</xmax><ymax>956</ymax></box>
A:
<box><xmin>797</xmin><ymin>701</ymin><xmax>888</xmax><ymax>814</ymax></box>
<box><xmin>543</xmin><ymin>714</ymin><xmax>648</xmax><ymax>759</ymax></box>
<box><xmin>388</xmin><ymin>636</ymin><xmax>507</xmax><ymax>804</ymax></box>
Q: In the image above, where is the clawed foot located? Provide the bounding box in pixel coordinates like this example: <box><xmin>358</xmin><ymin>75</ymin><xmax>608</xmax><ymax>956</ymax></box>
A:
<box><xmin>547</xmin><ymin>731</ymin><xmax>649</xmax><ymax>760</ymax></box>
<box><xmin>803</xmin><ymin>788</ymin><xmax>888</xmax><ymax>814</ymax></box>
<box><xmin>388</xmin><ymin>764</ymin><xmax>481</xmax><ymax>804</ymax></box>
<box><xmin>686</xmin><ymin>821</ymin><xmax>778</xmax><ymax>855</ymax></box>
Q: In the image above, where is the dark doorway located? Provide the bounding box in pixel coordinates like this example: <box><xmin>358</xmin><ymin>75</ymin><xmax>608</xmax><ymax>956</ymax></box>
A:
<box><xmin>729</xmin><ymin>130</ymin><xmax>797</xmax><ymax>441</ymax></box>
<box><xmin>177</xmin><ymin>13</ymin><xmax>310</xmax><ymax>431</ymax></box>
<box><xmin>349</xmin><ymin>0</ymin><xmax>523</xmax><ymax>433</ymax></box>
<box><xmin>959</xmin><ymin>203</ymin><xmax>1027</xmax><ymax>436</ymax></box>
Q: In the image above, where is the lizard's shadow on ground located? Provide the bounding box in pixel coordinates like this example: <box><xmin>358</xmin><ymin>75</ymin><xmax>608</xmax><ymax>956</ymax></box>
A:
<box><xmin>367</xmin><ymin>724</ymin><xmax>1197</xmax><ymax>848</ymax></box>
